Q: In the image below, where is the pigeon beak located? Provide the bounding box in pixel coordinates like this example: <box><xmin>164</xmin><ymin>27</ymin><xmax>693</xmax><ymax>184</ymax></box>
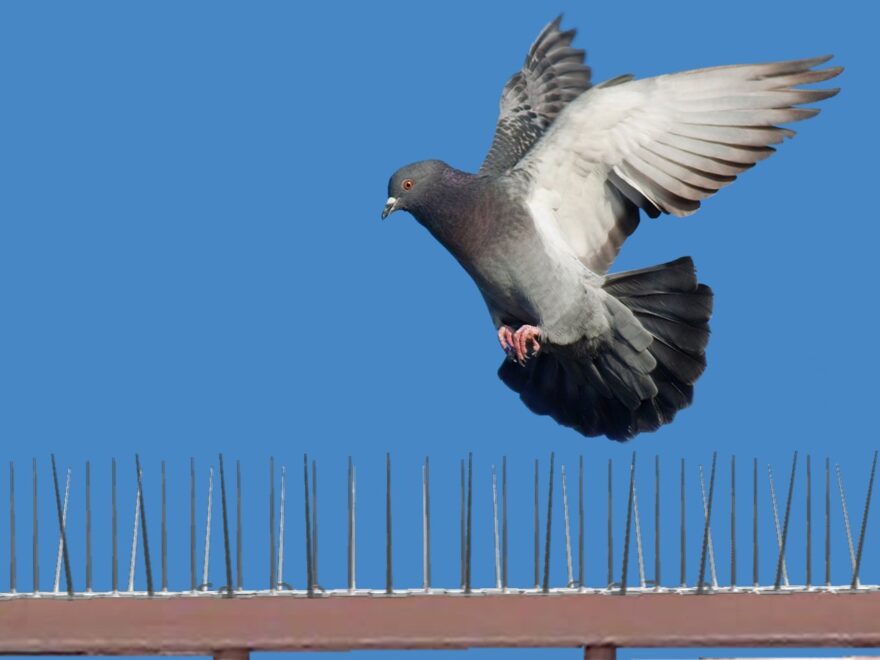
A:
<box><xmin>381</xmin><ymin>196</ymin><xmax>398</xmax><ymax>220</ymax></box>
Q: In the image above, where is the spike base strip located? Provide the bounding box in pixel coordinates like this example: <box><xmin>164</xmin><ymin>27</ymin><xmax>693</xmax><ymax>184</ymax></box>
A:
<box><xmin>2</xmin><ymin>592</ymin><xmax>880</xmax><ymax>653</ymax></box>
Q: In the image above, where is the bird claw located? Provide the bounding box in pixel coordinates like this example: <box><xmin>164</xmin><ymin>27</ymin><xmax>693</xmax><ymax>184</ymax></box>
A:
<box><xmin>498</xmin><ymin>324</ymin><xmax>541</xmax><ymax>365</ymax></box>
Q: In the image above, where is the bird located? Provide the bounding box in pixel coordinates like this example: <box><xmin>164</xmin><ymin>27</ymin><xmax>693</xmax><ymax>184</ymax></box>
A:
<box><xmin>381</xmin><ymin>16</ymin><xmax>841</xmax><ymax>441</ymax></box>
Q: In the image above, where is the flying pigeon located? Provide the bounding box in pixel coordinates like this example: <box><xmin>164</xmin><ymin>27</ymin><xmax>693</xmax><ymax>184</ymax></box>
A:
<box><xmin>382</xmin><ymin>17</ymin><xmax>841</xmax><ymax>440</ymax></box>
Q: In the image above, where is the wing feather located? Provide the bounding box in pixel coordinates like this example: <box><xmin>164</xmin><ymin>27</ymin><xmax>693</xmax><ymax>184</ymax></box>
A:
<box><xmin>515</xmin><ymin>56</ymin><xmax>841</xmax><ymax>273</ymax></box>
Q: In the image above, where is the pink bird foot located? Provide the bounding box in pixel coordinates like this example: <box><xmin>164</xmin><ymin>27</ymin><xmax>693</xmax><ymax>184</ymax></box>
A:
<box><xmin>513</xmin><ymin>325</ymin><xmax>542</xmax><ymax>364</ymax></box>
<box><xmin>498</xmin><ymin>325</ymin><xmax>516</xmax><ymax>357</ymax></box>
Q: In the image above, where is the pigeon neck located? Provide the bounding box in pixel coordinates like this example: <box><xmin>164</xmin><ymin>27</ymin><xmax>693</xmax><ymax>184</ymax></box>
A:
<box><xmin>411</xmin><ymin>168</ymin><xmax>484</xmax><ymax>255</ymax></box>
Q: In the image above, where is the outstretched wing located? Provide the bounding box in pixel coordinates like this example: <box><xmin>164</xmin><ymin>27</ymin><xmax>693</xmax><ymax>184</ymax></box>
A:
<box><xmin>515</xmin><ymin>56</ymin><xmax>842</xmax><ymax>274</ymax></box>
<box><xmin>479</xmin><ymin>16</ymin><xmax>592</xmax><ymax>176</ymax></box>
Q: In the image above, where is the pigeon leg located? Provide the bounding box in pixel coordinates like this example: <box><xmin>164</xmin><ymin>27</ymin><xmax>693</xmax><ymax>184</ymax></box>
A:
<box><xmin>513</xmin><ymin>325</ymin><xmax>542</xmax><ymax>364</ymax></box>
<box><xmin>498</xmin><ymin>325</ymin><xmax>516</xmax><ymax>357</ymax></box>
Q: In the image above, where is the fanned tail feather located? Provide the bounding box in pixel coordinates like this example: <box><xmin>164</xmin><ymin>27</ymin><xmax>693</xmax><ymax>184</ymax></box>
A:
<box><xmin>499</xmin><ymin>256</ymin><xmax>712</xmax><ymax>440</ymax></box>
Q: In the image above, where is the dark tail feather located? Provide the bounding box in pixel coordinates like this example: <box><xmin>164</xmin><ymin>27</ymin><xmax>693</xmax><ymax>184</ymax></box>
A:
<box><xmin>498</xmin><ymin>256</ymin><xmax>713</xmax><ymax>441</ymax></box>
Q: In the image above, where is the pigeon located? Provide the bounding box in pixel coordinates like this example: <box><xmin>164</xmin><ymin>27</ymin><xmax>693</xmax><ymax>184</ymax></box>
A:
<box><xmin>382</xmin><ymin>17</ymin><xmax>841</xmax><ymax>440</ymax></box>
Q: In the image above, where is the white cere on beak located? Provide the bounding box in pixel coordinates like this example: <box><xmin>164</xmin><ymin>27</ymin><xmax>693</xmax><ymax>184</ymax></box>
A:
<box><xmin>386</xmin><ymin>196</ymin><xmax>397</xmax><ymax>206</ymax></box>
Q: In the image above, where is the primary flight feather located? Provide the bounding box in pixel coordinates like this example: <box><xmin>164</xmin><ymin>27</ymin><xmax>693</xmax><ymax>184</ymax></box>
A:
<box><xmin>382</xmin><ymin>17</ymin><xmax>840</xmax><ymax>440</ymax></box>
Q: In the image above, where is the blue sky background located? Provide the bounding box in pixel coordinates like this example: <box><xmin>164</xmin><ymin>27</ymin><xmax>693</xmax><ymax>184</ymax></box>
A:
<box><xmin>1</xmin><ymin>1</ymin><xmax>878</xmax><ymax>660</ymax></box>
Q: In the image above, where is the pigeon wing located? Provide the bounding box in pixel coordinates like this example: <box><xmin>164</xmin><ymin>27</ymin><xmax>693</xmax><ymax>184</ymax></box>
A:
<box><xmin>479</xmin><ymin>16</ymin><xmax>592</xmax><ymax>176</ymax></box>
<box><xmin>515</xmin><ymin>56</ymin><xmax>842</xmax><ymax>274</ymax></box>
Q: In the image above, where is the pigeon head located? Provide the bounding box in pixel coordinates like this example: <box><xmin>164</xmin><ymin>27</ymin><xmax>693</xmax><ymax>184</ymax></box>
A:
<box><xmin>381</xmin><ymin>160</ymin><xmax>451</xmax><ymax>220</ymax></box>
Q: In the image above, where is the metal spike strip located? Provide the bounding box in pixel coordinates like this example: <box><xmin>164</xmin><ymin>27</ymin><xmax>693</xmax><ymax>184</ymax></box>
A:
<box><xmin>632</xmin><ymin>476</ymin><xmax>646</xmax><ymax>589</ymax></box>
<box><xmin>825</xmin><ymin>457</ymin><xmax>831</xmax><ymax>586</ymax></box>
<box><xmin>620</xmin><ymin>453</ymin><xmax>636</xmax><ymax>594</ymax></box>
<box><xmin>201</xmin><ymin>466</ymin><xmax>214</xmax><ymax>592</ymax></box>
<box><xmin>350</xmin><ymin>456</ymin><xmax>357</xmax><ymax>592</ymax></box>
<box><xmin>730</xmin><ymin>455</ymin><xmax>736</xmax><ymax>588</ymax></box>
<box><xmin>219</xmin><ymin>455</ymin><xmax>233</xmax><ymax>596</ymax></box>
<box><xmin>135</xmin><ymin>455</ymin><xmax>154</xmax><ymax>596</ymax></box>
<box><xmin>160</xmin><ymin>461</ymin><xmax>166</xmax><ymax>593</ymax></box>
<box><xmin>534</xmin><ymin>459</ymin><xmax>540</xmax><ymax>589</ymax></box>
<box><xmin>465</xmin><ymin>452</ymin><xmax>473</xmax><ymax>594</ymax></box>
<box><xmin>654</xmin><ymin>455</ymin><xmax>660</xmax><ymax>589</ymax></box>
<box><xmin>561</xmin><ymin>464</ymin><xmax>573</xmax><ymax>588</ymax></box>
<box><xmin>698</xmin><ymin>465</ymin><xmax>719</xmax><ymax>589</ymax></box>
<box><xmin>385</xmin><ymin>452</ymin><xmax>392</xmax><ymax>595</ymax></box>
<box><xmin>542</xmin><ymin>453</ymin><xmax>554</xmax><ymax>593</ymax></box>
<box><xmin>680</xmin><ymin>458</ymin><xmax>686</xmax><ymax>588</ymax></box>
<box><xmin>423</xmin><ymin>456</ymin><xmax>431</xmax><ymax>591</ymax></box>
<box><xmin>767</xmin><ymin>464</ymin><xmax>790</xmax><ymax>586</ymax></box>
<box><xmin>773</xmin><ymin>452</ymin><xmax>798</xmax><ymax>591</ymax></box>
<box><xmin>461</xmin><ymin>459</ymin><xmax>466</xmax><ymax>589</ymax></box>
<box><xmin>850</xmin><ymin>450</ymin><xmax>878</xmax><ymax>590</ymax></box>
<box><xmin>112</xmin><ymin>458</ymin><xmax>118</xmax><ymax>594</ymax></box>
<box><xmin>502</xmin><ymin>456</ymin><xmax>508</xmax><ymax>590</ymax></box>
<box><xmin>608</xmin><ymin>458</ymin><xmax>614</xmax><ymax>588</ymax></box>
<box><xmin>236</xmin><ymin>459</ymin><xmax>243</xmax><ymax>591</ymax></box>
<box><xmin>189</xmin><ymin>458</ymin><xmax>195</xmax><ymax>592</ymax></box>
<box><xmin>696</xmin><ymin>452</ymin><xmax>717</xmax><ymax>594</ymax></box>
<box><xmin>278</xmin><ymin>465</ymin><xmax>287</xmax><ymax>589</ymax></box>
<box><xmin>492</xmin><ymin>464</ymin><xmax>501</xmax><ymax>589</ymax></box>
<box><xmin>9</xmin><ymin>462</ymin><xmax>15</xmax><ymax>594</ymax></box>
<box><xmin>835</xmin><ymin>464</ymin><xmax>856</xmax><ymax>579</ymax></box>
<box><xmin>303</xmin><ymin>455</ymin><xmax>312</xmax><ymax>595</ymax></box>
<box><xmin>311</xmin><ymin>460</ymin><xmax>319</xmax><ymax>589</ymax></box>
<box><xmin>753</xmin><ymin>457</ymin><xmax>759</xmax><ymax>587</ymax></box>
<box><xmin>128</xmin><ymin>469</ymin><xmax>140</xmax><ymax>592</ymax></box>
<box><xmin>53</xmin><ymin>468</ymin><xmax>70</xmax><ymax>594</ymax></box>
<box><xmin>806</xmin><ymin>454</ymin><xmax>812</xmax><ymax>588</ymax></box>
<box><xmin>50</xmin><ymin>456</ymin><xmax>73</xmax><ymax>596</ymax></box>
<box><xmin>32</xmin><ymin>458</ymin><xmax>38</xmax><ymax>594</ymax></box>
<box><xmin>268</xmin><ymin>457</ymin><xmax>275</xmax><ymax>592</ymax></box>
<box><xmin>85</xmin><ymin>461</ymin><xmax>92</xmax><ymax>592</ymax></box>
<box><xmin>578</xmin><ymin>455</ymin><xmax>584</xmax><ymax>589</ymax></box>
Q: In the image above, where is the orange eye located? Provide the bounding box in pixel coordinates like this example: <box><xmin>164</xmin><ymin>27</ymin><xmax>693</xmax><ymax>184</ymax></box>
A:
<box><xmin>402</xmin><ymin>179</ymin><xmax>414</xmax><ymax>191</ymax></box>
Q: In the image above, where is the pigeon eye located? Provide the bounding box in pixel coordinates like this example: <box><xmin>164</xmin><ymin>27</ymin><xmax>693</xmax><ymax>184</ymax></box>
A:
<box><xmin>402</xmin><ymin>179</ymin><xmax>414</xmax><ymax>191</ymax></box>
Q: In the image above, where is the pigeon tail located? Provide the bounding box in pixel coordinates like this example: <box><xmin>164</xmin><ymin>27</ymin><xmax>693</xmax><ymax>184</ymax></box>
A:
<box><xmin>498</xmin><ymin>256</ymin><xmax>713</xmax><ymax>440</ymax></box>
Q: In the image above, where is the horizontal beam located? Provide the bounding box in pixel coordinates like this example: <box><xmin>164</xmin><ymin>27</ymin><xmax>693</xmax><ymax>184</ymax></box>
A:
<box><xmin>1</xmin><ymin>592</ymin><xmax>880</xmax><ymax>655</ymax></box>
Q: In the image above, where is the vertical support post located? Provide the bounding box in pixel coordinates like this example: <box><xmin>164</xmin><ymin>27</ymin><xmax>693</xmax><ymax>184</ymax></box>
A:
<box><xmin>492</xmin><ymin>464</ymin><xmax>501</xmax><ymax>589</ymax></box>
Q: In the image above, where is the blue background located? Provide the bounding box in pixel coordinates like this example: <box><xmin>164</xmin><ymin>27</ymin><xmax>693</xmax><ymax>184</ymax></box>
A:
<box><xmin>0</xmin><ymin>1</ymin><xmax>877</xmax><ymax>660</ymax></box>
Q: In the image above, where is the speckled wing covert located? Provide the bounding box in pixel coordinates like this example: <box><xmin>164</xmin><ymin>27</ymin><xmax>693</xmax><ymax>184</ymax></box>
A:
<box><xmin>515</xmin><ymin>56</ymin><xmax>842</xmax><ymax>274</ymax></box>
<box><xmin>478</xmin><ymin>16</ymin><xmax>592</xmax><ymax>176</ymax></box>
